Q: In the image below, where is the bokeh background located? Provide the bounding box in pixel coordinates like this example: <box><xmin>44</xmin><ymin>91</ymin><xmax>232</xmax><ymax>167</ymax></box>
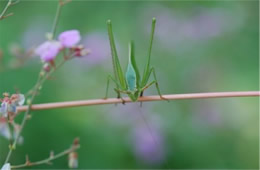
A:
<box><xmin>0</xmin><ymin>0</ymin><xmax>259</xmax><ymax>169</ymax></box>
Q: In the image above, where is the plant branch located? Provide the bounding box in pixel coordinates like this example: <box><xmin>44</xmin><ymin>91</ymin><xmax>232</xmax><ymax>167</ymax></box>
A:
<box><xmin>4</xmin><ymin>58</ymin><xmax>68</xmax><ymax>164</ymax></box>
<box><xmin>3</xmin><ymin>0</ymin><xmax>71</xmax><ymax>165</ymax></box>
<box><xmin>0</xmin><ymin>0</ymin><xmax>18</xmax><ymax>20</ymax></box>
<box><xmin>11</xmin><ymin>141</ymin><xmax>80</xmax><ymax>169</ymax></box>
<box><xmin>17</xmin><ymin>91</ymin><xmax>260</xmax><ymax>112</ymax></box>
<box><xmin>4</xmin><ymin>77</ymin><xmax>40</xmax><ymax>164</ymax></box>
<box><xmin>51</xmin><ymin>0</ymin><xmax>70</xmax><ymax>38</ymax></box>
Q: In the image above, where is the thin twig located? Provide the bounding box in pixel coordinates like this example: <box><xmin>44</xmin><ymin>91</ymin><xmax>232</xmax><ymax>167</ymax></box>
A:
<box><xmin>51</xmin><ymin>0</ymin><xmax>71</xmax><ymax>38</ymax></box>
<box><xmin>4</xmin><ymin>58</ymin><xmax>69</xmax><ymax>164</ymax></box>
<box><xmin>50</xmin><ymin>0</ymin><xmax>62</xmax><ymax>38</ymax></box>
<box><xmin>17</xmin><ymin>91</ymin><xmax>260</xmax><ymax>112</ymax></box>
<box><xmin>11</xmin><ymin>143</ymin><xmax>80</xmax><ymax>169</ymax></box>
<box><xmin>4</xmin><ymin>79</ymin><xmax>39</xmax><ymax>164</ymax></box>
<box><xmin>0</xmin><ymin>0</ymin><xmax>18</xmax><ymax>20</ymax></box>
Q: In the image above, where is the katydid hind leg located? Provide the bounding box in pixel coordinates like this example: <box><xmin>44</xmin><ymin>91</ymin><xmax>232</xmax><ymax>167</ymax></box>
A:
<box><xmin>141</xmin><ymin>81</ymin><xmax>156</xmax><ymax>91</ymax></box>
<box><xmin>114</xmin><ymin>88</ymin><xmax>132</xmax><ymax>95</ymax></box>
<box><xmin>150</xmin><ymin>67</ymin><xmax>169</xmax><ymax>101</ymax></box>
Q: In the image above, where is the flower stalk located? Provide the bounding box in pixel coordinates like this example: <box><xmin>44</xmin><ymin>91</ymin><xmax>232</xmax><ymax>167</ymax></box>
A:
<box><xmin>0</xmin><ymin>0</ymin><xmax>18</xmax><ymax>20</ymax></box>
<box><xmin>51</xmin><ymin>0</ymin><xmax>71</xmax><ymax>39</ymax></box>
<box><xmin>4</xmin><ymin>54</ymin><xmax>72</xmax><ymax>164</ymax></box>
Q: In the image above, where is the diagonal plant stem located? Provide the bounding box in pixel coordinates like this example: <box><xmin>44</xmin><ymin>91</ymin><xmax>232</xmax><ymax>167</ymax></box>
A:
<box><xmin>0</xmin><ymin>0</ymin><xmax>12</xmax><ymax>20</ymax></box>
<box><xmin>11</xmin><ymin>140</ymin><xmax>80</xmax><ymax>169</ymax></box>
<box><xmin>51</xmin><ymin>0</ymin><xmax>71</xmax><ymax>38</ymax></box>
<box><xmin>16</xmin><ymin>91</ymin><xmax>260</xmax><ymax>112</ymax></box>
<box><xmin>0</xmin><ymin>0</ymin><xmax>18</xmax><ymax>20</ymax></box>
<box><xmin>4</xmin><ymin>58</ymin><xmax>68</xmax><ymax>164</ymax></box>
<box><xmin>51</xmin><ymin>0</ymin><xmax>62</xmax><ymax>39</ymax></box>
<box><xmin>4</xmin><ymin>77</ymin><xmax>40</xmax><ymax>164</ymax></box>
<box><xmin>4</xmin><ymin>0</ymin><xmax>71</xmax><ymax>164</ymax></box>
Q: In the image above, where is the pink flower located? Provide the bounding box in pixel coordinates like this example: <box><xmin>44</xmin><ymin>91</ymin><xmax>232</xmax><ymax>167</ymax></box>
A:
<box><xmin>58</xmin><ymin>30</ymin><xmax>81</xmax><ymax>48</ymax></box>
<box><xmin>35</xmin><ymin>41</ymin><xmax>61</xmax><ymax>62</ymax></box>
<box><xmin>131</xmin><ymin>125</ymin><xmax>166</xmax><ymax>165</ymax></box>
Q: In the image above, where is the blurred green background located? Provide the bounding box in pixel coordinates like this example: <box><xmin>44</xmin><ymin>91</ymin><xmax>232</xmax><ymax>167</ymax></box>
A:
<box><xmin>0</xmin><ymin>0</ymin><xmax>259</xmax><ymax>169</ymax></box>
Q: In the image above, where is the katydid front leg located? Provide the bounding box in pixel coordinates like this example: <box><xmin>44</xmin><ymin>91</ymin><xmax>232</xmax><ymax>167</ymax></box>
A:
<box><xmin>114</xmin><ymin>89</ymin><xmax>126</xmax><ymax>105</ymax></box>
<box><xmin>139</xmin><ymin>81</ymin><xmax>156</xmax><ymax>107</ymax></box>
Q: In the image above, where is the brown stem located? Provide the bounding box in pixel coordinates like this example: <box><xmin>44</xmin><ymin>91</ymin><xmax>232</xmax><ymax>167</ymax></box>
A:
<box><xmin>11</xmin><ymin>144</ymin><xmax>80</xmax><ymax>169</ymax></box>
<box><xmin>17</xmin><ymin>91</ymin><xmax>260</xmax><ymax>112</ymax></box>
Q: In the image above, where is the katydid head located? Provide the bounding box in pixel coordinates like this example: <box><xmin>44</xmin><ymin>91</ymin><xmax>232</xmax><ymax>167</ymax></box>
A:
<box><xmin>128</xmin><ymin>91</ymin><xmax>140</xmax><ymax>102</ymax></box>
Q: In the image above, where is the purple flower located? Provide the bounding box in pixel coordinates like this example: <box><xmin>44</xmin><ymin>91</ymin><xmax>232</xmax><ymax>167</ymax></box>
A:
<box><xmin>131</xmin><ymin>125</ymin><xmax>166</xmax><ymax>165</ymax></box>
<box><xmin>59</xmin><ymin>30</ymin><xmax>81</xmax><ymax>48</ymax></box>
<box><xmin>106</xmin><ymin>104</ymin><xmax>166</xmax><ymax>165</ymax></box>
<box><xmin>35</xmin><ymin>41</ymin><xmax>61</xmax><ymax>62</ymax></box>
<box><xmin>82</xmin><ymin>32</ymin><xmax>110</xmax><ymax>65</ymax></box>
<box><xmin>139</xmin><ymin>5</ymin><xmax>246</xmax><ymax>55</ymax></box>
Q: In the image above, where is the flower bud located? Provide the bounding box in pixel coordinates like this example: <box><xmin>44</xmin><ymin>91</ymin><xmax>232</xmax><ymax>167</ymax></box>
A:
<box><xmin>80</xmin><ymin>48</ymin><xmax>91</xmax><ymax>57</ymax></box>
<box><xmin>26</xmin><ymin>98</ymin><xmax>32</xmax><ymax>105</ymax></box>
<box><xmin>46</xmin><ymin>32</ymin><xmax>54</xmax><ymax>40</ymax></box>
<box><xmin>73</xmin><ymin>46</ymin><xmax>90</xmax><ymax>57</ymax></box>
<box><xmin>43</xmin><ymin>63</ymin><xmax>51</xmax><ymax>72</ymax></box>
<box><xmin>68</xmin><ymin>152</ymin><xmax>78</xmax><ymax>169</ymax></box>
<box><xmin>73</xmin><ymin>137</ymin><xmax>80</xmax><ymax>146</ymax></box>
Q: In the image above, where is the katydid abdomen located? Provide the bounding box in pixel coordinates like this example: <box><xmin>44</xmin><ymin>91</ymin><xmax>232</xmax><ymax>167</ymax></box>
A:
<box><xmin>126</xmin><ymin>64</ymin><xmax>137</xmax><ymax>92</ymax></box>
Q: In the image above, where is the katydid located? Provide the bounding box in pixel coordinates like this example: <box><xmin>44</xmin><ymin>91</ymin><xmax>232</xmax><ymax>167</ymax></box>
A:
<box><xmin>104</xmin><ymin>18</ymin><xmax>167</xmax><ymax>103</ymax></box>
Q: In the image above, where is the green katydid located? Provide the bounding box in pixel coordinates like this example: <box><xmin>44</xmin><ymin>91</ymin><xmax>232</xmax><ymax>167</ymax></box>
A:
<box><xmin>104</xmin><ymin>18</ymin><xmax>167</xmax><ymax>103</ymax></box>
